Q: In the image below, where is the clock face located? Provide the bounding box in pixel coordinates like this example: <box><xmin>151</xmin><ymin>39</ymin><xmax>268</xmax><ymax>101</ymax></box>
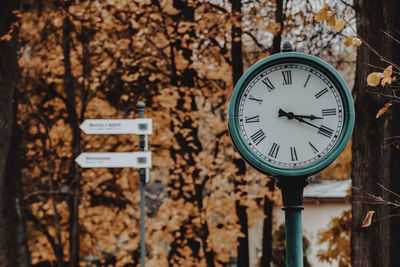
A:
<box><xmin>228</xmin><ymin>53</ymin><xmax>354</xmax><ymax>176</ymax></box>
<box><xmin>238</xmin><ymin>63</ymin><xmax>344</xmax><ymax>168</ymax></box>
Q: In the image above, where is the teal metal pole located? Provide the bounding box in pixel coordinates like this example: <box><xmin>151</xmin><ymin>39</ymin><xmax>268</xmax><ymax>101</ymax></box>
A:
<box><xmin>284</xmin><ymin>209</ymin><xmax>303</xmax><ymax>267</ymax></box>
<box><xmin>277</xmin><ymin>176</ymin><xmax>308</xmax><ymax>267</ymax></box>
<box><xmin>138</xmin><ymin>102</ymin><xmax>146</xmax><ymax>267</ymax></box>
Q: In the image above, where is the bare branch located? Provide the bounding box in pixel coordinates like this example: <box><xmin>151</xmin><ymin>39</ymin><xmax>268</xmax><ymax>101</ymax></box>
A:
<box><xmin>377</xmin><ymin>183</ymin><xmax>400</xmax><ymax>199</ymax></box>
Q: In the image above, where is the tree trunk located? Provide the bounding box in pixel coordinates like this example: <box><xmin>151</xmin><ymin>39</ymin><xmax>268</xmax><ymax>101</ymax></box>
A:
<box><xmin>390</xmin><ymin>58</ymin><xmax>400</xmax><ymax>267</ymax></box>
<box><xmin>260</xmin><ymin>197</ymin><xmax>273</xmax><ymax>267</ymax></box>
<box><xmin>62</xmin><ymin>12</ymin><xmax>82</xmax><ymax>267</ymax></box>
<box><xmin>351</xmin><ymin>1</ymin><xmax>400</xmax><ymax>266</ymax></box>
<box><xmin>0</xmin><ymin>0</ymin><xmax>31</xmax><ymax>266</ymax></box>
<box><xmin>230</xmin><ymin>0</ymin><xmax>250</xmax><ymax>266</ymax></box>
<box><xmin>272</xmin><ymin>0</ymin><xmax>284</xmax><ymax>54</ymax></box>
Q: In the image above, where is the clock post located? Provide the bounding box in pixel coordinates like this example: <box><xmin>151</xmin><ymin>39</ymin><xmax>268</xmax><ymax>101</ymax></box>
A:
<box><xmin>276</xmin><ymin>175</ymin><xmax>308</xmax><ymax>267</ymax></box>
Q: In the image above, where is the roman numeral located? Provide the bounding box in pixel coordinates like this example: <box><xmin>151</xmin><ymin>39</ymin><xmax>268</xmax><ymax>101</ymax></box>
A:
<box><xmin>249</xmin><ymin>95</ymin><xmax>263</xmax><ymax>104</ymax></box>
<box><xmin>304</xmin><ymin>74</ymin><xmax>311</xmax><ymax>87</ymax></box>
<box><xmin>322</xmin><ymin>108</ymin><xmax>336</xmax><ymax>116</ymax></box>
<box><xmin>315</xmin><ymin>88</ymin><xmax>329</xmax><ymax>99</ymax></box>
<box><xmin>262</xmin><ymin>77</ymin><xmax>275</xmax><ymax>92</ymax></box>
<box><xmin>282</xmin><ymin>71</ymin><xmax>292</xmax><ymax>85</ymax></box>
<box><xmin>308</xmin><ymin>141</ymin><xmax>319</xmax><ymax>154</ymax></box>
<box><xmin>318</xmin><ymin>125</ymin><xmax>334</xmax><ymax>138</ymax></box>
<box><xmin>250</xmin><ymin>129</ymin><xmax>266</xmax><ymax>145</ymax></box>
<box><xmin>268</xmin><ymin>143</ymin><xmax>280</xmax><ymax>158</ymax></box>
<box><xmin>290</xmin><ymin>147</ymin><xmax>298</xmax><ymax>161</ymax></box>
<box><xmin>245</xmin><ymin>115</ymin><xmax>260</xmax><ymax>123</ymax></box>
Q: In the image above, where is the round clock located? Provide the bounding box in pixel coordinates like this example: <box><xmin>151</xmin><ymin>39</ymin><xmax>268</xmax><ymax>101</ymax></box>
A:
<box><xmin>228</xmin><ymin>51</ymin><xmax>355</xmax><ymax>177</ymax></box>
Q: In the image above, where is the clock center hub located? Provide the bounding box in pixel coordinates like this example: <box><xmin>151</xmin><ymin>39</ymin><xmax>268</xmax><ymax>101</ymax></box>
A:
<box><xmin>287</xmin><ymin>112</ymin><xmax>295</xmax><ymax>120</ymax></box>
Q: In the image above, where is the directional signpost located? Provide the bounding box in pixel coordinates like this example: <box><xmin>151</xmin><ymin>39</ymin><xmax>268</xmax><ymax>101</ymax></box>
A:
<box><xmin>75</xmin><ymin>152</ymin><xmax>152</xmax><ymax>168</ymax></box>
<box><xmin>79</xmin><ymin>118</ymin><xmax>152</xmax><ymax>135</ymax></box>
<box><xmin>76</xmin><ymin>102</ymin><xmax>152</xmax><ymax>267</ymax></box>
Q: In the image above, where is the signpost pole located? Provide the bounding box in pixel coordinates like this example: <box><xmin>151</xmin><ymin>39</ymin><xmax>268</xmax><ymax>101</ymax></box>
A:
<box><xmin>138</xmin><ymin>102</ymin><xmax>146</xmax><ymax>267</ymax></box>
<box><xmin>276</xmin><ymin>176</ymin><xmax>308</xmax><ymax>267</ymax></box>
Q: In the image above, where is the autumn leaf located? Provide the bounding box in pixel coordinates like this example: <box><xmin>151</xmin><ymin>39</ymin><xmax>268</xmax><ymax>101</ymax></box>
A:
<box><xmin>367</xmin><ymin>72</ymin><xmax>381</xmax><ymax>86</ymax></box>
<box><xmin>352</xmin><ymin>37</ymin><xmax>362</xmax><ymax>47</ymax></box>
<box><xmin>161</xmin><ymin>0</ymin><xmax>181</xmax><ymax>15</ymax></box>
<box><xmin>383</xmin><ymin>65</ymin><xmax>393</xmax><ymax>78</ymax></box>
<box><xmin>315</xmin><ymin>3</ymin><xmax>330</xmax><ymax>23</ymax></box>
<box><xmin>381</xmin><ymin>77</ymin><xmax>392</xmax><ymax>86</ymax></box>
<box><xmin>376</xmin><ymin>103</ymin><xmax>392</xmax><ymax>118</ymax></box>
<box><xmin>0</xmin><ymin>34</ymin><xmax>12</xmax><ymax>41</ymax></box>
<box><xmin>326</xmin><ymin>12</ymin><xmax>335</xmax><ymax>26</ymax></box>
<box><xmin>334</xmin><ymin>18</ymin><xmax>346</xmax><ymax>31</ymax></box>
<box><xmin>315</xmin><ymin>7</ymin><xmax>329</xmax><ymax>22</ymax></box>
<box><xmin>344</xmin><ymin>35</ymin><xmax>355</xmax><ymax>47</ymax></box>
<box><xmin>361</xmin><ymin>210</ymin><xmax>375</xmax><ymax>227</ymax></box>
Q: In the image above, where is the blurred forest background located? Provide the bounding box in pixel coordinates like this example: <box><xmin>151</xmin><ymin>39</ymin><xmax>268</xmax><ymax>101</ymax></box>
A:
<box><xmin>0</xmin><ymin>0</ymin><xmax>399</xmax><ymax>266</ymax></box>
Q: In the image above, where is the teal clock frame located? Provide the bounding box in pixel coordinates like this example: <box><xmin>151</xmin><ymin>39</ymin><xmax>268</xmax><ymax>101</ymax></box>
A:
<box><xmin>228</xmin><ymin>52</ymin><xmax>355</xmax><ymax>177</ymax></box>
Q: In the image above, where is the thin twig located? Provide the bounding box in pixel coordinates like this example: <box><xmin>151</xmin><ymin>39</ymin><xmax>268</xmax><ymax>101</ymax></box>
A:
<box><xmin>367</xmin><ymin>90</ymin><xmax>400</xmax><ymax>100</ymax></box>
<box><xmin>353</xmin><ymin>186</ymin><xmax>400</xmax><ymax>208</ymax></box>
<box><xmin>344</xmin><ymin>19</ymin><xmax>400</xmax><ymax>71</ymax></box>
<box><xmin>377</xmin><ymin>183</ymin><xmax>400</xmax><ymax>199</ymax></box>
<box><xmin>372</xmin><ymin>213</ymin><xmax>400</xmax><ymax>223</ymax></box>
<box><xmin>380</xmin><ymin>30</ymin><xmax>400</xmax><ymax>46</ymax></box>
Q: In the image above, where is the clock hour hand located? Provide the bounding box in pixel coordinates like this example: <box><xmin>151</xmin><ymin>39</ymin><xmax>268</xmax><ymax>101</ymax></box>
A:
<box><xmin>278</xmin><ymin>109</ymin><xmax>322</xmax><ymax>120</ymax></box>
<box><xmin>278</xmin><ymin>108</ymin><xmax>295</xmax><ymax>119</ymax></box>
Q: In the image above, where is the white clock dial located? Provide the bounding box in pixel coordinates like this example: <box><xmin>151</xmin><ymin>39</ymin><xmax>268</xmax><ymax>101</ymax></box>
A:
<box><xmin>238</xmin><ymin>63</ymin><xmax>344</xmax><ymax>168</ymax></box>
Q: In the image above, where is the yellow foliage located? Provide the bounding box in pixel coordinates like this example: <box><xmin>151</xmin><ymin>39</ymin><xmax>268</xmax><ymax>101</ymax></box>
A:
<box><xmin>334</xmin><ymin>18</ymin><xmax>346</xmax><ymax>31</ymax></box>
<box><xmin>351</xmin><ymin>37</ymin><xmax>362</xmax><ymax>47</ymax></box>
<box><xmin>383</xmin><ymin>65</ymin><xmax>393</xmax><ymax>79</ymax></box>
<box><xmin>367</xmin><ymin>66</ymin><xmax>393</xmax><ymax>87</ymax></box>
<box><xmin>367</xmin><ymin>72</ymin><xmax>381</xmax><ymax>86</ymax></box>
<box><xmin>315</xmin><ymin>7</ymin><xmax>329</xmax><ymax>23</ymax></box>
<box><xmin>326</xmin><ymin>12</ymin><xmax>336</xmax><ymax>26</ymax></box>
<box><xmin>344</xmin><ymin>35</ymin><xmax>355</xmax><ymax>47</ymax></box>
<box><xmin>317</xmin><ymin>210</ymin><xmax>351</xmax><ymax>266</ymax></box>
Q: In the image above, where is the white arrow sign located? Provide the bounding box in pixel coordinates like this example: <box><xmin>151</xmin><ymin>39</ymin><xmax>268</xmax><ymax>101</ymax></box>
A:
<box><xmin>80</xmin><ymin>118</ymin><xmax>152</xmax><ymax>135</ymax></box>
<box><xmin>75</xmin><ymin>152</ymin><xmax>152</xmax><ymax>168</ymax></box>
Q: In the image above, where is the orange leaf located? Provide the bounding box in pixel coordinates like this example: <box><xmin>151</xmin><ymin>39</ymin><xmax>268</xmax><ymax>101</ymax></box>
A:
<box><xmin>361</xmin><ymin>210</ymin><xmax>375</xmax><ymax>227</ymax></box>
<box><xmin>376</xmin><ymin>103</ymin><xmax>392</xmax><ymax>118</ymax></box>
<box><xmin>344</xmin><ymin>35</ymin><xmax>355</xmax><ymax>47</ymax></box>
<box><xmin>383</xmin><ymin>65</ymin><xmax>393</xmax><ymax>78</ymax></box>
<box><xmin>326</xmin><ymin>12</ymin><xmax>336</xmax><ymax>26</ymax></box>
<box><xmin>0</xmin><ymin>34</ymin><xmax>12</xmax><ymax>41</ymax></box>
<box><xmin>334</xmin><ymin>18</ymin><xmax>346</xmax><ymax>31</ymax></box>
<box><xmin>367</xmin><ymin>72</ymin><xmax>381</xmax><ymax>86</ymax></box>
<box><xmin>352</xmin><ymin>37</ymin><xmax>362</xmax><ymax>47</ymax></box>
<box><xmin>381</xmin><ymin>77</ymin><xmax>392</xmax><ymax>86</ymax></box>
<box><xmin>315</xmin><ymin>7</ymin><xmax>329</xmax><ymax>22</ymax></box>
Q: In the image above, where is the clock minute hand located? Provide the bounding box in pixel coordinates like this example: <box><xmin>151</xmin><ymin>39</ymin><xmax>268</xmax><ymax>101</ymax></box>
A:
<box><xmin>293</xmin><ymin>116</ymin><xmax>320</xmax><ymax>130</ymax></box>
<box><xmin>294</xmin><ymin>114</ymin><xmax>323</xmax><ymax>120</ymax></box>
